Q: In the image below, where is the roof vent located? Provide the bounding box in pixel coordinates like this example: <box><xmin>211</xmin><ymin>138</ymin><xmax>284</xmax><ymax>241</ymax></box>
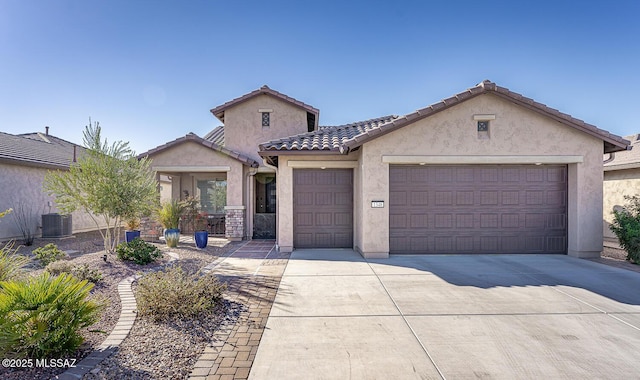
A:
<box><xmin>45</xmin><ymin>126</ymin><xmax>49</xmax><ymax>135</ymax></box>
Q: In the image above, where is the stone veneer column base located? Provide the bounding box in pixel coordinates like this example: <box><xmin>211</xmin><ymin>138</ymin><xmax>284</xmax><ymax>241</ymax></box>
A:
<box><xmin>225</xmin><ymin>206</ymin><xmax>245</xmax><ymax>241</ymax></box>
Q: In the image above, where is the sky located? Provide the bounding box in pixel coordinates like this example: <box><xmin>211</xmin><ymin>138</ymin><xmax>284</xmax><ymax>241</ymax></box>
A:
<box><xmin>1</xmin><ymin>0</ymin><xmax>639</xmax><ymax>154</ymax></box>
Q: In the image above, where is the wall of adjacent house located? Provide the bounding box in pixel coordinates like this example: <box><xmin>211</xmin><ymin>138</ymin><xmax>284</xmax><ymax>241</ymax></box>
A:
<box><xmin>0</xmin><ymin>162</ymin><xmax>105</xmax><ymax>241</ymax></box>
<box><xmin>603</xmin><ymin>168</ymin><xmax>640</xmax><ymax>240</ymax></box>
<box><xmin>223</xmin><ymin>95</ymin><xmax>311</xmax><ymax>164</ymax></box>
<box><xmin>358</xmin><ymin>93</ymin><xmax>604</xmax><ymax>258</ymax></box>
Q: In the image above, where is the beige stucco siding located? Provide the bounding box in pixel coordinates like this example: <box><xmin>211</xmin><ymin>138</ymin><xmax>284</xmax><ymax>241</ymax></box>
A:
<box><xmin>275</xmin><ymin>154</ymin><xmax>360</xmax><ymax>253</ymax></box>
<box><xmin>603</xmin><ymin>169</ymin><xmax>640</xmax><ymax>240</ymax></box>
<box><xmin>0</xmin><ymin>163</ymin><xmax>105</xmax><ymax>240</ymax></box>
<box><xmin>147</xmin><ymin>141</ymin><xmax>245</xmax><ymax>206</ymax></box>
<box><xmin>357</xmin><ymin>93</ymin><xmax>604</xmax><ymax>258</ymax></box>
<box><xmin>224</xmin><ymin>95</ymin><xmax>311</xmax><ymax>164</ymax></box>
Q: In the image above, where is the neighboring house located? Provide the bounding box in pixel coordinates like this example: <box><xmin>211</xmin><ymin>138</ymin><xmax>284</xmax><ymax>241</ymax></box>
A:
<box><xmin>603</xmin><ymin>134</ymin><xmax>640</xmax><ymax>242</ymax></box>
<box><xmin>141</xmin><ymin>81</ymin><xmax>629</xmax><ymax>258</ymax></box>
<box><xmin>0</xmin><ymin>128</ymin><xmax>101</xmax><ymax>240</ymax></box>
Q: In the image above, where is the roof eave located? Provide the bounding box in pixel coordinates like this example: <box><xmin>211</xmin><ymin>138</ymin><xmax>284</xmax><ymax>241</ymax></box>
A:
<box><xmin>210</xmin><ymin>86</ymin><xmax>319</xmax><ymax>125</ymax></box>
<box><xmin>139</xmin><ymin>133</ymin><xmax>259</xmax><ymax>168</ymax></box>
<box><xmin>258</xmin><ymin>149</ymin><xmax>342</xmax><ymax>157</ymax></box>
<box><xmin>0</xmin><ymin>156</ymin><xmax>70</xmax><ymax>170</ymax></box>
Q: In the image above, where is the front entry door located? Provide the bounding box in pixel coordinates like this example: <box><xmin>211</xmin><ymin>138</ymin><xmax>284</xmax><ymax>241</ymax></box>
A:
<box><xmin>253</xmin><ymin>173</ymin><xmax>276</xmax><ymax>239</ymax></box>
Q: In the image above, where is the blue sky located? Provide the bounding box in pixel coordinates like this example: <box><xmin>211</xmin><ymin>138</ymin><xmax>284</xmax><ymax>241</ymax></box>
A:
<box><xmin>1</xmin><ymin>0</ymin><xmax>639</xmax><ymax>154</ymax></box>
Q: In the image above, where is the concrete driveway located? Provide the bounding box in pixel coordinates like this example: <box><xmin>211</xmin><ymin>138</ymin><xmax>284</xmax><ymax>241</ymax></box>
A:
<box><xmin>249</xmin><ymin>250</ymin><xmax>640</xmax><ymax>379</ymax></box>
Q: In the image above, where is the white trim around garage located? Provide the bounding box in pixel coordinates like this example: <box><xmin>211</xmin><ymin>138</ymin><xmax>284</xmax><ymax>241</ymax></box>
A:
<box><xmin>287</xmin><ymin>160</ymin><xmax>358</xmax><ymax>169</ymax></box>
<box><xmin>381</xmin><ymin>155</ymin><xmax>584</xmax><ymax>165</ymax></box>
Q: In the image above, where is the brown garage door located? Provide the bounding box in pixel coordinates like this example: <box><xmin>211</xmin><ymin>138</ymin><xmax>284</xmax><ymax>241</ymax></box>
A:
<box><xmin>293</xmin><ymin>169</ymin><xmax>353</xmax><ymax>248</ymax></box>
<box><xmin>389</xmin><ymin>165</ymin><xmax>567</xmax><ymax>254</ymax></box>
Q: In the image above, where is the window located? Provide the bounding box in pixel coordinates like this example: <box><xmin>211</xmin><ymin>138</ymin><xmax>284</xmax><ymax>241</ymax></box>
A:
<box><xmin>197</xmin><ymin>179</ymin><xmax>227</xmax><ymax>213</ymax></box>
<box><xmin>477</xmin><ymin>120</ymin><xmax>490</xmax><ymax>139</ymax></box>
<box><xmin>262</xmin><ymin>112</ymin><xmax>270</xmax><ymax>127</ymax></box>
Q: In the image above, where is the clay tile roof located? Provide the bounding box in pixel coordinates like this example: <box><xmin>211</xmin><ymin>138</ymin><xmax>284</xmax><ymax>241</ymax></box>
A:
<box><xmin>258</xmin><ymin>80</ymin><xmax>629</xmax><ymax>159</ymax></box>
<box><xmin>138</xmin><ymin>132</ymin><xmax>259</xmax><ymax>168</ymax></box>
<box><xmin>210</xmin><ymin>85</ymin><xmax>319</xmax><ymax>123</ymax></box>
<box><xmin>0</xmin><ymin>131</ymin><xmax>83</xmax><ymax>169</ymax></box>
<box><xmin>203</xmin><ymin>126</ymin><xmax>225</xmax><ymax>146</ymax></box>
<box><xmin>604</xmin><ymin>134</ymin><xmax>640</xmax><ymax>171</ymax></box>
<box><xmin>258</xmin><ymin>115</ymin><xmax>399</xmax><ymax>153</ymax></box>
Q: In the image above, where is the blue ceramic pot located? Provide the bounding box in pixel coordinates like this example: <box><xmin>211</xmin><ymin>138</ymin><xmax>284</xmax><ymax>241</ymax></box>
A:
<box><xmin>194</xmin><ymin>230</ymin><xmax>208</xmax><ymax>249</ymax></box>
<box><xmin>125</xmin><ymin>230</ymin><xmax>141</xmax><ymax>243</ymax></box>
<box><xmin>164</xmin><ymin>228</ymin><xmax>180</xmax><ymax>248</ymax></box>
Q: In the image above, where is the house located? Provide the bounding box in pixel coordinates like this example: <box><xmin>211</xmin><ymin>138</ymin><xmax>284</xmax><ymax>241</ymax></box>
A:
<box><xmin>0</xmin><ymin>128</ymin><xmax>102</xmax><ymax>240</ymax></box>
<box><xmin>141</xmin><ymin>81</ymin><xmax>629</xmax><ymax>258</ymax></box>
<box><xmin>603</xmin><ymin>134</ymin><xmax>640</xmax><ymax>243</ymax></box>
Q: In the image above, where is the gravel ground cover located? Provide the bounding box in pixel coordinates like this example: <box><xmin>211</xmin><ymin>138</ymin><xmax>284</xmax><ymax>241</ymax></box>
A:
<box><xmin>1</xmin><ymin>231</ymin><xmax>240</xmax><ymax>380</ymax></box>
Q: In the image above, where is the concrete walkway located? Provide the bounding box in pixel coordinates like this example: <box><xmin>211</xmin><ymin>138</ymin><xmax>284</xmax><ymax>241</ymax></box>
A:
<box><xmin>250</xmin><ymin>250</ymin><xmax>640</xmax><ymax>379</ymax></box>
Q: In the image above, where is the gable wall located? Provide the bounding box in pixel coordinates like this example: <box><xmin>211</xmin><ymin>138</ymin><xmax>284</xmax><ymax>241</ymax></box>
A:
<box><xmin>147</xmin><ymin>141</ymin><xmax>244</xmax><ymax>206</ymax></box>
<box><xmin>357</xmin><ymin>93</ymin><xmax>604</xmax><ymax>258</ymax></box>
<box><xmin>224</xmin><ymin>95</ymin><xmax>310</xmax><ymax>164</ymax></box>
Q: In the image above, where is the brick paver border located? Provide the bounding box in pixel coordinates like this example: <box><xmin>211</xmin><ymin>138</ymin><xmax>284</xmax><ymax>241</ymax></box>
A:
<box><xmin>56</xmin><ymin>252</ymin><xmax>178</xmax><ymax>380</ymax></box>
<box><xmin>190</xmin><ymin>244</ymin><xmax>288</xmax><ymax>380</ymax></box>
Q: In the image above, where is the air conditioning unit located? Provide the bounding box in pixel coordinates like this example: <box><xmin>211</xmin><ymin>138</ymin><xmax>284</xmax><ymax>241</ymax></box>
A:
<box><xmin>41</xmin><ymin>214</ymin><xmax>72</xmax><ymax>238</ymax></box>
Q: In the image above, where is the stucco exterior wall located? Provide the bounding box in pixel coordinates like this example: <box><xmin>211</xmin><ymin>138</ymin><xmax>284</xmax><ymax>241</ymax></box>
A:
<box><xmin>0</xmin><ymin>163</ymin><xmax>105</xmax><ymax>240</ymax></box>
<box><xmin>356</xmin><ymin>93</ymin><xmax>604</xmax><ymax>258</ymax></box>
<box><xmin>275</xmin><ymin>154</ymin><xmax>360</xmax><ymax>253</ymax></box>
<box><xmin>603</xmin><ymin>168</ymin><xmax>640</xmax><ymax>240</ymax></box>
<box><xmin>147</xmin><ymin>141</ymin><xmax>245</xmax><ymax>207</ymax></box>
<box><xmin>223</xmin><ymin>95</ymin><xmax>311</xmax><ymax>164</ymax></box>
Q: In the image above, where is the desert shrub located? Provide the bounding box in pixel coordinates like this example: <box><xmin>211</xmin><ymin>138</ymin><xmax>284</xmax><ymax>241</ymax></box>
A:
<box><xmin>116</xmin><ymin>238</ymin><xmax>162</xmax><ymax>265</ymax></box>
<box><xmin>0</xmin><ymin>242</ymin><xmax>30</xmax><ymax>282</ymax></box>
<box><xmin>610</xmin><ymin>195</ymin><xmax>640</xmax><ymax>263</ymax></box>
<box><xmin>137</xmin><ymin>266</ymin><xmax>226</xmax><ymax>322</ymax></box>
<box><xmin>71</xmin><ymin>264</ymin><xmax>103</xmax><ymax>283</ymax></box>
<box><xmin>0</xmin><ymin>272</ymin><xmax>103</xmax><ymax>358</ymax></box>
<box><xmin>45</xmin><ymin>261</ymin><xmax>102</xmax><ymax>283</ymax></box>
<box><xmin>32</xmin><ymin>243</ymin><xmax>67</xmax><ymax>266</ymax></box>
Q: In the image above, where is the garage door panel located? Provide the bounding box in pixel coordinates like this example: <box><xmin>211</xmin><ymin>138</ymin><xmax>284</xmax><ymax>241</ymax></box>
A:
<box><xmin>390</xmin><ymin>165</ymin><xmax>567</xmax><ymax>254</ymax></box>
<box><xmin>389</xmin><ymin>214</ymin><xmax>407</xmax><ymax>229</ymax></box>
<box><xmin>293</xmin><ymin>169</ymin><xmax>353</xmax><ymax>249</ymax></box>
<box><xmin>456</xmin><ymin>191</ymin><xmax>474</xmax><ymax>205</ymax></box>
<box><xmin>334</xmin><ymin>212</ymin><xmax>352</xmax><ymax>226</ymax></box>
<box><xmin>296</xmin><ymin>193</ymin><xmax>314</xmax><ymax>205</ymax></box>
<box><xmin>389</xmin><ymin>191</ymin><xmax>407</xmax><ymax>206</ymax></box>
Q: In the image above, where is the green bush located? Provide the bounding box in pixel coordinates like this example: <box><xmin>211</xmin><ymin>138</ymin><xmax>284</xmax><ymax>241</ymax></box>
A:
<box><xmin>137</xmin><ymin>266</ymin><xmax>226</xmax><ymax>322</ymax></box>
<box><xmin>0</xmin><ymin>272</ymin><xmax>103</xmax><ymax>358</ymax></box>
<box><xmin>45</xmin><ymin>261</ymin><xmax>103</xmax><ymax>283</ymax></box>
<box><xmin>116</xmin><ymin>238</ymin><xmax>162</xmax><ymax>265</ymax></box>
<box><xmin>610</xmin><ymin>196</ymin><xmax>640</xmax><ymax>263</ymax></box>
<box><xmin>32</xmin><ymin>243</ymin><xmax>67</xmax><ymax>266</ymax></box>
<box><xmin>0</xmin><ymin>242</ymin><xmax>29</xmax><ymax>282</ymax></box>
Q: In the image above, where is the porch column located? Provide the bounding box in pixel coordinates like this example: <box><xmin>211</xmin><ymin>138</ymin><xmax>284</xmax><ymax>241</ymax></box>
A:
<box><xmin>225</xmin><ymin>205</ymin><xmax>245</xmax><ymax>241</ymax></box>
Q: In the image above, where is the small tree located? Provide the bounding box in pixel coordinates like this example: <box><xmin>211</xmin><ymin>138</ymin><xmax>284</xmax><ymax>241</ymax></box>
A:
<box><xmin>44</xmin><ymin>120</ymin><xmax>158</xmax><ymax>253</ymax></box>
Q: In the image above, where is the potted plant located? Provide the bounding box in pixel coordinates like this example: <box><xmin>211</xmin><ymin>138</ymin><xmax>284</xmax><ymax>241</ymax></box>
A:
<box><xmin>156</xmin><ymin>199</ymin><xmax>184</xmax><ymax>248</ymax></box>
<box><xmin>193</xmin><ymin>212</ymin><xmax>209</xmax><ymax>249</ymax></box>
<box><xmin>182</xmin><ymin>196</ymin><xmax>209</xmax><ymax>249</ymax></box>
<box><xmin>124</xmin><ymin>217</ymin><xmax>141</xmax><ymax>242</ymax></box>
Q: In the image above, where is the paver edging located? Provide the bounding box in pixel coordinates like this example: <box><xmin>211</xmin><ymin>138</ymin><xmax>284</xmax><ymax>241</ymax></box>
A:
<box><xmin>55</xmin><ymin>251</ymin><xmax>178</xmax><ymax>380</ymax></box>
<box><xmin>189</xmin><ymin>241</ymin><xmax>288</xmax><ymax>380</ymax></box>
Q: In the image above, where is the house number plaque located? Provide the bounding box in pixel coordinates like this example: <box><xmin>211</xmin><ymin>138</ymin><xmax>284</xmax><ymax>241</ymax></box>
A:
<box><xmin>371</xmin><ymin>201</ymin><xmax>384</xmax><ymax>208</ymax></box>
